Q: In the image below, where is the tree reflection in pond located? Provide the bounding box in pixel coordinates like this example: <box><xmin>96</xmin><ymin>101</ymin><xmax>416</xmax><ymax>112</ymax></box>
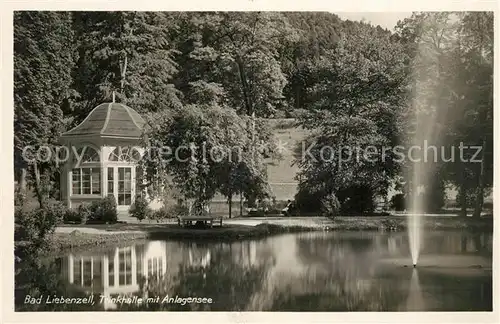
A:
<box><xmin>15</xmin><ymin>231</ymin><xmax>492</xmax><ymax>311</ymax></box>
<box><xmin>117</xmin><ymin>241</ymin><xmax>275</xmax><ymax>311</ymax></box>
<box><xmin>15</xmin><ymin>256</ymin><xmax>102</xmax><ymax>311</ymax></box>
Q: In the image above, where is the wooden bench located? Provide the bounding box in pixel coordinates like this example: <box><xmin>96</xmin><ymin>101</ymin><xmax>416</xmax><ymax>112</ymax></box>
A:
<box><xmin>177</xmin><ymin>216</ymin><xmax>223</xmax><ymax>228</ymax></box>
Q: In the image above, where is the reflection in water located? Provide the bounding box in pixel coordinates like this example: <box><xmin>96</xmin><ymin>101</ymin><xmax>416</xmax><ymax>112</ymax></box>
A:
<box><xmin>17</xmin><ymin>231</ymin><xmax>492</xmax><ymax>311</ymax></box>
<box><xmin>60</xmin><ymin>241</ymin><xmax>170</xmax><ymax>309</ymax></box>
<box><xmin>405</xmin><ymin>270</ymin><xmax>425</xmax><ymax>311</ymax></box>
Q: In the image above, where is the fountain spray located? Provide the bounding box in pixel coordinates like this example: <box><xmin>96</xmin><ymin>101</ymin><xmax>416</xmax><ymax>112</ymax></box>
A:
<box><xmin>405</xmin><ymin>14</ymin><xmax>455</xmax><ymax>266</ymax></box>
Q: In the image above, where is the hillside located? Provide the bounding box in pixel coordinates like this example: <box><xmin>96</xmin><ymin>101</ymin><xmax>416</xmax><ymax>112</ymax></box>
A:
<box><xmin>265</xmin><ymin>119</ymin><xmax>309</xmax><ymax>201</ymax></box>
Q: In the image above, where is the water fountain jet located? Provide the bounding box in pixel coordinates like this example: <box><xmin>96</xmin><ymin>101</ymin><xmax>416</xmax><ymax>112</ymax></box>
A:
<box><xmin>406</xmin><ymin>16</ymin><xmax>449</xmax><ymax>266</ymax></box>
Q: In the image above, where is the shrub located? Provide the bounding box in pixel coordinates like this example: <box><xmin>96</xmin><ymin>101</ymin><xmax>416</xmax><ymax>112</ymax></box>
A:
<box><xmin>63</xmin><ymin>206</ymin><xmax>88</xmax><ymax>224</ymax></box>
<box><xmin>294</xmin><ymin>188</ymin><xmax>323</xmax><ymax>215</ymax></box>
<box><xmin>422</xmin><ymin>179</ymin><xmax>445</xmax><ymax>212</ymax></box>
<box><xmin>87</xmin><ymin>196</ymin><xmax>118</xmax><ymax>224</ymax></box>
<box><xmin>15</xmin><ymin>207</ymin><xmax>61</xmax><ymax>251</ymax></box>
<box><xmin>258</xmin><ymin>199</ymin><xmax>272</xmax><ymax>210</ymax></box>
<box><xmin>14</xmin><ymin>190</ymin><xmax>26</xmax><ymax>207</ymax></box>
<box><xmin>161</xmin><ymin>201</ymin><xmax>188</xmax><ymax>219</ymax></box>
<box><xmin>129</xmin><ymin>196</ymin><xmax>151</xmax><ymax>222</ymax></box>
<box><xmin>337</xmin><ymin>185</ymin><xmax>375</xmax><ymax>215</ymax></box>
<box><xmin>390</xmin><ymin>193</ymin><xmax>406</xmax><ymax>211</ymax></box>
<box><xmin>45</xmin><ymin>201</ymin><xmax>67</xmax><ymax>225</ymax></box>
<box><xmin>420</xmin><ymin>191</ymin><xmax>444</xmax><ymax>213</ymax></box>
<box><xmin>321</xmin><ymin>192</ymin><xmax>341</xmax><ymax>218</ymax></box>
<box><xmin>63</xmin><ymin>208</ymin><xmax>78</xmax><ymax>224</ymax></box>
<box><xmin>170</xmin><ymin>204</ymin><xmax>189</xmax><ymax>217</ymax></box>
<box><xmin>150</xmin><ymin>208</ymin><xmax>168</xmax><ymax>223</ymax></box>
<box><xmin>15</xmin><ymin>206</ymin><xmax>25</xmax><ymax>224</ymax></box>
<box><xmin>79</xmin><ymin>204</ymin><xmax>93</xmax><ymax>222</ymax></box>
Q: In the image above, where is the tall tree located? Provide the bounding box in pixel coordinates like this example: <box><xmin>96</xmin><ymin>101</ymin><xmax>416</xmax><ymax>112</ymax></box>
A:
<box><xmin>452</xmin><ymin>12</ymin><xmax>493</xmax><ymax>217</ymax></box>
<box><xmin>172</xmin><ymin>12</ymin><xmax>297</xmax><ymax>117</ymax></box>
<box><xmin>71</xmin><ymin>11</ymin><xmax>181</xmax><ymax>120</ymax></box>
<box><xmin>280</xmin><ymin>12</ymin><xmax>342</xmax><ymax>110</ymax></box>
<box><xmin>14</xmin><ymin>11</ymin><xmax>76</xmax><ymax>207</ymax></box>
<box><xmin>295</xmin><ymin>21</ymin><xmax>408</xmax><ymax>213</ymax></box>
<box><xmin>395</xmin><ymin>12</ymin><xmax>493</xmax><ymax>216</ymax></box>
<box><xmin>394</xmin><ymin>12</ymin><xmax>461</xmax><ymax>212</ymax></box>
<box><xmin>141</xmin><ymin>103</ymin><xmax>279</xmax><ymax>216</ymax></box>
<box><xmin>397</xmin><ymin>12</ymin><xmax>493</xmax><ymax>216</ymax></box>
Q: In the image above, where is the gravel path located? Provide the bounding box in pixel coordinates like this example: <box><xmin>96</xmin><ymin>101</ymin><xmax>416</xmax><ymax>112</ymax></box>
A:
<box><xmin>55</xmin><ymin>217</ymin><xmax>330</xmax><ymax>235</ymax></box>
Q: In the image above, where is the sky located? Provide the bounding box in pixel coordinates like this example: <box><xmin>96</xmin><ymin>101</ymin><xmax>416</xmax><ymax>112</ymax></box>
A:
<box><xmin>335</xmin><ymin>12</ymin><xmax>413</xmax><ymax>31</ymax></box>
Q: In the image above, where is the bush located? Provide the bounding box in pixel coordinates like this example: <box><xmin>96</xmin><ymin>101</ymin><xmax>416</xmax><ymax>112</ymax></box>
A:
<box><xmin>422</xmin><ymin>179</ymin><xmax>445</xmax><ymax>212</ymax></box>
<box><xmin>14</xmin><ymin>190</ymin><xmax>26</xmax><ymax>207</ymax></box>
<box><xmin>87</xmin><ymin>196</ymin><xmax>118</xmax><ymax>224</ymax></box>
<box><xmin>169</xmin><ymin>204</ymin><xmax>189</xmax><ymax>217</ymax></box>
<box><xmin>294</xmin><ymin>188</ymin><xmax>323</xmax><ymax>215</ymax></box>
<box><xmin>321</xmin><ymin>192</ymin><xmax>341</xmax><ymax>218</ymax></box>
<box><xmin>63</xmin><ymin>206</ymin><xmax>88</xmax><ymax>224</ymax></box>
<box><xmin>129</xmin><ymin>196</ymin><xmax>151</xmax><ymax>222</ymax></box>
<box><xmin>150</xmin><ymin>208</ymin><xmax>168</xmax><ymax>223</ymax></box>
<box><xmin>63</xmin><ymin>208</ymin><xmax>78</xmax><ymax>224</ymax></box>
<box><xmin>76</xmin><ymin>204</ymin><xmax>92</xmax><ymax>223</ymax></box>
<box><xmin>15</xmin><ymin>206</ymin><xmax>62</xmax><ymax>251</ymax></box>
<box><xmin>45</xmin><ymin>201</ymin><xmax>67</xmax><ymax>225</ymax></box>
<box><xmin>15</xmin><ymin>206</ymin><xmax>23</xmax><ymax>224</ymax></box>
<box><xmin>337</xmin><ymin>185</ymin><xmax>375</xmax><ymax>215</ymax></box>
<box><xmin>258</xmin><ymin>199</ymin><xmax>272</xmax><ymax>210</ymax></box>
<box><xmin>390</xmin><ymin>193</ymin><xmax>406</xmax><ymax>211</ymax></box>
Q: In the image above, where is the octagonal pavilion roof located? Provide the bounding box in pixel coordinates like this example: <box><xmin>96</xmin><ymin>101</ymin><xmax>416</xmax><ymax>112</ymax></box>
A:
<box><xmin>61</xmin><ymin>102</ymin><xmax>146</xmax><ymax>139</ymax></box>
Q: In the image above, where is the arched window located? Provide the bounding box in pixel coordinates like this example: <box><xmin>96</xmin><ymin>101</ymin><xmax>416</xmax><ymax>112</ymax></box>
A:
<box><xmin>108</xmin><ymin>146</ymin><xmax>141</xmax><ymax>162</ymax></box>
<box><xmin>73</xmin><ymin>146</ymin><xmax>100</xmax><ymax>163</ymax></box>
<box><xmin>81</xmin><ymin>147</ymin><xmax>100</xmax><ymax>163</ymax></box>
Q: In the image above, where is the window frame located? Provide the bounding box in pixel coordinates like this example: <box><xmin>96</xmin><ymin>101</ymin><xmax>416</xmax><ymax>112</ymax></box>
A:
<box><xmin>117</xmin><ymin>167</ymin><xmax>132</xmax><ymax>206</ymax></box>
<box><xmin>108</xmin><ymin>146</ymin><xmax>141</xmax><ymax>163</ymax></box>
<box><xmin>71</xmin><ymin>167</ymin><xmax>101</xmax><ymax>196</ymax></box>
<box><xmin>107</xmin><ymin>167</ymin><xmax>114</xmax><ymax>195</ymax></box>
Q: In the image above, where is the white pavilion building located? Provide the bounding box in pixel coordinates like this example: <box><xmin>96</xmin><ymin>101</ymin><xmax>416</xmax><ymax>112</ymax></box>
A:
<box><xmin>59</xmin><ymin>102</ymin><xmax>148</xmax><ymax>215</ymax></box>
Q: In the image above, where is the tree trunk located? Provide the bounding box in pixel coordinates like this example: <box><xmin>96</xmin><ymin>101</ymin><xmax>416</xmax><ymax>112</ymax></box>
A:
<box><xmin>235</xmin><ymin>56</ymin><xmax>253</xmax><ymax>116</ymax></box>
<box><xmin>459</xmin><ymin>188</ymin><xmax>467</xmax><ymax>218</ymax></box>
<box><xmin>17</xmin><ymin>167</ymin><xmax>28</xmax><ymax>206</ymax></box>
<box><xmin>296</xmin><ymin>86</ymin><xmax>300</xmax><ymax>109</ymax></box>
<box><xmin>32</xmin><ymin>163</ymin><xmax>46</xmax><ymax>209</ymax></box>
<box><xmin>120</xmin><ymin>53</ymin><xmax>128</xmax><ymax>93</ymax></box>
<box><xmin>472</xmin><ymin>140</ymin><xmax>486</xmax><ymax>218</ymax></box>
<box><xmin>20</xmin><ymin>167</ymin><xmax>27</xmax><ymax>193</ymax></box>
<box><xmin>228</xmin><ymin>195</ymin><xmax>232</xmax><ymax>219</ymax></box>
<box><xmin>239</xmin><ymin>193</ymin><xmax>243</xmax><ymax>217</ymax></box>
<box><xmin>459</xmin><ymin>168</ymin><xmax>467</xmax><ymax>218</ymax></box>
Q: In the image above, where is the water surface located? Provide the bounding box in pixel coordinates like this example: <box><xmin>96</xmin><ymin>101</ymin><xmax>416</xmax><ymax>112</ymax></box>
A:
<box><xmin>16</xmin><ymin>231</ymin><xmax>492</xmax><ymax>311</ymax></box>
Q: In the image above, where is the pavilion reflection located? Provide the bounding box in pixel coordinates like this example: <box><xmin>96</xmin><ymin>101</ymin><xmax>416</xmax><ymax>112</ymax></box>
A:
<box><xmin>60</xmin><ymin>241</ymin><xmax>171</xmax><ymax>309</ymax></box>
<box><xmin>57</xmin><ymin>240</ymin><xmax>272</xmax><ymax>310</ymax></box>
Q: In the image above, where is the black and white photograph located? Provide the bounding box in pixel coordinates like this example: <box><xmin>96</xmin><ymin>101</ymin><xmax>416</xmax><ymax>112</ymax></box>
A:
<box><xmin>3</xmin><ymin>2</ymin><xmax>498</xmax><ymax>322</ymax></box>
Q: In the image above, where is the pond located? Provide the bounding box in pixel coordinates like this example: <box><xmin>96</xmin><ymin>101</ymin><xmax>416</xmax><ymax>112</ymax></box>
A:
<box><xmin>16</xmin><ymin>230</ymin><xmax>492</xmax><ymax>311</ymax></box>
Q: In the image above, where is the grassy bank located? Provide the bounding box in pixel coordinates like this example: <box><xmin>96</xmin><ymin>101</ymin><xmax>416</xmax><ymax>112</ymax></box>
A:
<box><xmin>41</xmin><ymin>215</ymin><xmax>493</xmax><ymax>253</ymax></box>
<box><xmin>50</xmin><ymin>231</ymin><xmax>148</xmax><ymax>253</ymax></box>
<box><xmin>46</xmin><ymin>223</ymin><xmax>313</xmax><ymax>254</ymax></box>
<box><xmin>328</xmin><ymin>216</ymin><xmax>493</xmax><ymax>232</ymax></box>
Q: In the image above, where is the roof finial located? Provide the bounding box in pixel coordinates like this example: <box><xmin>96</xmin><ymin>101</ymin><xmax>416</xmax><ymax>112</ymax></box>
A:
<box><xmin>112</xmin><ymin>91</ymin><xmax>116</xmax><ymax>103</ymax></box>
